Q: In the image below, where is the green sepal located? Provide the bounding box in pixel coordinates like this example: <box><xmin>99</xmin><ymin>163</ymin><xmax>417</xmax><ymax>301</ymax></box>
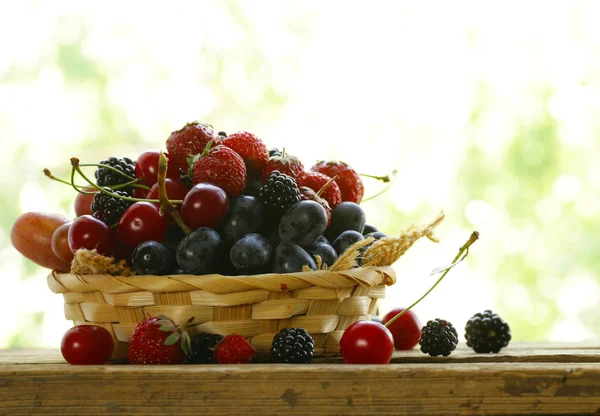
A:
<box><xmin>180</xmin><ymin>331</ymin><xmax>192</xmax><ymax>356</ymax></box>
<box><xmin>164</xmin><ymin>331</ymin><xmax>180</xmax><ymax>346</ymax></box>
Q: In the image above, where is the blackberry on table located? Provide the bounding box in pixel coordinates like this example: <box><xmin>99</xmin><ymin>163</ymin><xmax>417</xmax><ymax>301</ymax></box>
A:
<box><xmin>419</xmin><ymin>318</ymin><xmax>458</xmax><ymax>357</ymax></box>
<box><xmin>187</xmin><ymin>333</ymin><xmax>224</xmax><ymax>364</ymax></box>
<box><xmin>91</xmin><ymin>188</ymin><xmax>132</xmax><ymax>225</ymax></box>
<box><xmin>257</xmin><ymin>171</ymin><xmax>300</xmax><ymax>217</ymax></box>
<box><xmin>465</xmin><ymin>310</ymin><xmax>511</xmax><ymax>353</ymax></box>
<box><xmin>95</xmin><ymin>156</ymin><xmax>135</xmax><ymax>191</ymax></box>
<box><xmin>271</xmin><ymin>328</ymin><xmax>315</xmax><ymax>363</ymax></box>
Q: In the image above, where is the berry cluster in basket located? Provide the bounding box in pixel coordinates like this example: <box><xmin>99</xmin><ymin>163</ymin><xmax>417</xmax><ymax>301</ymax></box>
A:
<box><xmin>11</xmin><ymin>122</ymin><xmax>395</xmax><ymax>276</ymax></box>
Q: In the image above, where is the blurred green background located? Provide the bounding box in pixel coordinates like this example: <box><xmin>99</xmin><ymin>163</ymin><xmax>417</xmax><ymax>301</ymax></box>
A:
<box><xmin>1</xmin><ymin>1</ymin><xmax>599</xmax><ymax>348</ymax></box>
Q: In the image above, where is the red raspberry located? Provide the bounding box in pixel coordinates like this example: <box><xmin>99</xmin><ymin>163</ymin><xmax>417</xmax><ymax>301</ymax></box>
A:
<box><xmin>311</xmin><ymin>161</ymin><xmax>364</xmax><ymax>203</ymax></box>
<box><xmin>265</xmin><ymin>149</ymin><xmax>305</xmax><ymax>183</ymax></box>
<box><xmin>166</xmin><ymin>122</ymin><xmax>222</xmax><ymax>168</ymax></box>
<box><xmin>300</xmin><ymin>171</ymin><xmax>342</xmax><ymax>209</ymax></box>
<box><xmin>222</xmin><ymin>131</ymin><xmax>269</xmax><ymax>181</ymax></box>
<box><xmin>299</xmin><ymin>186</ymin><xmax>332</xmax><ymax>226</ymax></box>
<box><xmin>192</xmin><ymin>146</ymin><xmax>247</xmax><ymax>198</ymax></box>
<box><xmin>214</xmin><ymin>334</ymin><xmax>255</xmax><ymax>364</ymax></box>
<box><xmin>127</xmin><ymin>315</ymin><xmax>191</xmax><ymax>364</ymax></box>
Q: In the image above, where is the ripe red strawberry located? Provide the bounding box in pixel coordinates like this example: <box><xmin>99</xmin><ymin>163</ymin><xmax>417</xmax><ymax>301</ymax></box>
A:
<box><xmin>300</xmin><ymin>171</ymin><xmax>342</xmax><ymax>209</ymax></box>
<box><xmin>223</xmin><ymin>131</ymin><xmax>268</xmax><ymax>181</ymax></box>
<box><xmin>191</xmin><ymin>146</ymin><xmax>246</xmax><ymax>197</ymax></box>
<box><xmin>127</xmin><ymin>315</ymin><xmax>192</xmax><ymax>364</ymax></box>
<box><xmin>299</xmin><ymin>186</ymin><xmax>332</xmax><ymax>226</ymax></box>
<box><xmin>166</xmin><ymin>122</ymin><xmax>222</xmax><ymax>167</ymax></box>
<box><xmin>265</xmin><ymin>149</ymin><xmax>305</xmax><ymax>183</ymax></box>
<box><xmin>311</xmin><ymin>161</ymin><xmax>364</xmax><ymax>203</ymax></box>
<box><xmin>214</xmin><ymin>334</ymin><xmax>255</xmax><ymax>364</ymax></box>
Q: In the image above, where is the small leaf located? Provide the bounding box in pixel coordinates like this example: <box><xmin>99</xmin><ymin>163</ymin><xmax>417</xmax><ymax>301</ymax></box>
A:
<box><xmin>430</xmin><ymin>249</ymin><xmax>469</xmax><ymax>276</ymax></box>
<box><xmin>164</xmin><ymin>332</ymin><xmax>180</xmax><ymax>346</ymax></box>
<box><xmin>159</xmin><ymin>324</ymin><xmax>175</xmax><ymax>332</ymax></box>
<box><xmin>180</xmin><ymin>332</ymin><xmax>192</xmax><ymax>356</ymax></box>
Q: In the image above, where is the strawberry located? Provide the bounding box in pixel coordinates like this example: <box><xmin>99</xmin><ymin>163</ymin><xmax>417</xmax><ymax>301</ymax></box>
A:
<box><xmin>214</xmin><ymin>334</ymin><xmax>255</xmax><ymax>364</ymax></box>
<box><xmin>265</xmin><ymin>149</ymin><xmax>304</xmax><ymax>183</ymax></box>
<box><xmin>300</xmin><ymin>171</ymin><xmax>342</xmax><ymax>209</ymax></box>
<box><xmin>311</xmin><ymin>160</ymin><xmax>364</xmax><ymax>203</ymax></box>
<box><xmin>191</xmin><ymin>146</ymin><xmax>247</xmax><ymax>197</ymax></box>
<box><xmin>166</xmin><ymin>122</ymin><xmax>222</xmax><ymax>167</ymax></box>
<box><xmin>223</xmin><ymin>131</ymin><xmax>269</xmax><ymax>181</ymax></box>
<box><xmin>299</xmin><ymin>186</ymin><xmax>332</xmax><ymax>226</ymax></box>
<box><xmin>127</xmin><ymin>315</ymin><xmax>192</xmax><ymax>364</ymax></box>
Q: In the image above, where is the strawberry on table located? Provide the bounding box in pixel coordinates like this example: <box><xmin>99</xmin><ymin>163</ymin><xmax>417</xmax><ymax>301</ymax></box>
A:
<box><xmin>300</xmin><ymin>171</ymin><xmax>342</xmax><ymax>209</ymax></box>
<box><xmin>265</xmin><ymin>149</ymin><xmax>305</xmax><ymax>183</ymax></box>
<box><xmin>191</xmin><ymin>145</ymin><xmax>247</xmax><ymax>198</ymax></box>
<box><xmin>128</xmin><ymin>315</ymin><xmax>192</xmax><ymax>364</ymax></box>
<box><xmin>166</xmin><ymin>122</ymin><xmax>222</xmax><ymax>167</ymax></box>
<box><xmin>223</xmin><ymin>131</ymin><xmax>269</xmax><ymax>181</ymax></box>
<box><xmin>311</xmin><ymin>160</ymin><xmax>364</xmax><ymax>204</ymax></box>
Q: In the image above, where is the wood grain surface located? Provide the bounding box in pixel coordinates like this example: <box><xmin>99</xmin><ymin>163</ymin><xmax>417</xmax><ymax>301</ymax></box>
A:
<box><xmin>1</xmin><ymin>343</ymin><xmax>599</xmax><ymax>415</ymax></box>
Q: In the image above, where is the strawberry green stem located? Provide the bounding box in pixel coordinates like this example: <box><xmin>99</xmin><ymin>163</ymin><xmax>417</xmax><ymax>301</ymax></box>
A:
<box><xmin>157</xmin><ymin>151</ymin><xmax>191</xmax><ymax>235</ymax></box>
<box><xmin>384</xmin><ymin>231</ymin><xmax>480</xmax><ymax>328</ymax></box>
<box><xmin>70</xmin><ymin>158</ymin><xmax>184</xmax><ymax>204</ymax></box>
<box><xmin>361</xmin><ymin>170</ymin><xmax>398</xmax><ymax>202</ymax></box>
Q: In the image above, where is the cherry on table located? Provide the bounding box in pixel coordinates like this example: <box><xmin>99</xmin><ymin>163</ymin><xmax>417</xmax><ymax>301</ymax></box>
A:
<box><xmin>339</xmin><ymin>320</ymin><xmax>394</xmax><ymax>364</ymax></box>
<box><xmin>382</xmin><ymin>308</ymin><xmax>421</xmax><ymax>350</ymax></box>
<box><xmin>61</xmin><ymin>325</ymin><xmax>114</xmax><ymax>365</ymax></box>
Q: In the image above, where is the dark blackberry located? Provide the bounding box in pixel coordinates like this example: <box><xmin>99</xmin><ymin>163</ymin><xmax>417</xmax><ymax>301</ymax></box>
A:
<box><xmin>217</xmin><ymin>131</ymin><xmax>228</xmax><ymax>138</ymax></box>
<box><xmin>187</xmin><ymin>333</ymin><xmax>224</xmax><ymax>364</ymax></box>
<box><xmin>257</xmin><ymin>171</ymin><xmax>300</xmax><ymax>217</ymax></box>
<box><xmin>419</xmin><ymin>318</ymin><xmax>458</xmax><ymax>357</ymax></box>
<box><xmin>269</xmin><ymin>148</ymin><xmax>282</xmax><ymax>157</ymax></box>
<box><xmin>95</xmin><ymin>156</ymin><xmax>135</xmax><ymax>192</ymax></box>
<box><xmin>465</xmin><ymin>310</ymin><xmax>511</xmax><ymax>353</ymax></box>
<box><xmin>270</xmin><ymin>327</ymin><xmax>314</xmax><ymax>363</ymax></box>
<box><xmin>91</xmin><ymin>188</ymin><xmax>132</xmax><ymax>225</ymax></box>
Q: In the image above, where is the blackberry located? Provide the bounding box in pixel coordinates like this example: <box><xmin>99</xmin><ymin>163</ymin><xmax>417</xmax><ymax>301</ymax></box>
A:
<box><xmin>187</xmin><ymin>333</ymin><xmax>224</xmax><ymax>364</ymax></box>
<box><xmin>465</xmin><ymin>310</ymin><xmax>511</xmax><ymax>353</ymax></box>
<box><xmin>419</xmin><ymin>318</ymin><xmax>458</xmax><ymax>356</ymax></box>
<box><xmin>270</xmin><ymin>327</ymin><xmax>315</xmax><ymax>363</ymax></box>
<box><xmin>217</xmin><ymin>131</ymin><xmax>228</xmax><ymax>138</ymax></box>
<box><xmin>91</xmin><ymin>188</ymin><xmax>132</xmax><ymax>225</ymax></box>
<box><xmin>257</xmin><ymin>171</ymin><xmax>300</xmax><ymax>217</ymax></box>
<box><xmin>95</xmin><ymin>156</ymin><xmax>135</xmax><ymax>192</ymax></box>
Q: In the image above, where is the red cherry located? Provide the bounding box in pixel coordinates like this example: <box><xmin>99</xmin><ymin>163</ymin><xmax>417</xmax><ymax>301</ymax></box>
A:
<box><xmin>61</xmin><ymin>325</ymin><xmax>114</xmax><ymax>365</ymax></box>
<box><xmin>339</xmin><ymin>321</ymin><xmax>394</xmax><ymax>364</ymax></box>
<box><xmin>146</xmin><ymin>178</ymin><xmax>190</xmax><ymax>213</ymax></box>
<box><xmin>117</xmin><ymin>202</ymin><xmax>168</xmax><ymax>250</ymax></box>
<box><xmin>51</xmin><ymin>222</ymin><xmax>74</xmax><ymax>262</ymax></box>
<box><xmin>135</xmin><ymin>150</ymin><xmax>184</xmax><ymax>187</ymax></box>
<box><xmin>382</xmin><ymin>308</ymin><xmax>422</xmax><ymax>350</ymax></box>
<box><xmin>74</xmin><ymin>188</ymin><xmax>96</xmax><ymax>217</ymax></box>
<box><xmin>68</xmin><ymin>215</ymin><xmax>113</xmax><ymax>255</ymax></box>
<box><xmin>132</xmin><ymin>187</ymin><xmax>149</xmax><ymax>199</ymax></box>
<box><xmin>181</xmin><ymin>183</ymin><xmax>229</xmax><ymax>230</ymax></box>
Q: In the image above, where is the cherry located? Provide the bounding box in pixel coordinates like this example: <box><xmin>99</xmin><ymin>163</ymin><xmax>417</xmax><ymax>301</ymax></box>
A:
<box><xmin>135</xmin><ymin>150</ymin><xmax>183</xmax><ymax>187</ymax></box>
<box><xmin>51</xmin><ymin>222</ymin><xmax>74</xmax><ymax>262</ymax></box>
<box><xmin>68</xmin><ymin>215</ymin><xmax>113</xmax><ymax>255</ymax></box>
<box><xmin>117</xmin><ymin>202</ymin><xmax>168</xmax><ymax>250</ymax></box>
<box><xmin>61</xmin><ymin>325</ymin><xmax>114</xmax><ymax>365</ymax></box>
<box><xmin>382</xmin><ymin>308</ymin><xmax>421</xmax><ymax>350</ymax></box>
<box><xmin>146</xmin><ymin>178</ymin><xmax>190</xmax><ymax>213</ymax></box>
<box><xmin>74</xmin><ymin>188</ymin><xmax>96</xmax><ymax>217</ymax></box>
<box><xmin>339</xmin><ymin>321</ymin><xmax>394</xmax><ymax>364</ymax></box>
<box><xmin>132</xmin><ymin>187</ymin><xmax>149</xmax><ymax>199</ymax></box>
<box><xmin>181</xmin><ymin>183</ymin><xmax>229</xmax><ymax>230</ymax></box>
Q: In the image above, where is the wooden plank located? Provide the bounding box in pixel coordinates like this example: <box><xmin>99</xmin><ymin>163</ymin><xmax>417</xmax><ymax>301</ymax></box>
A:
<box><xmin>1</xmin><ymin>362</ymin><xmax>599</xmax><ymax>415</ymax></box>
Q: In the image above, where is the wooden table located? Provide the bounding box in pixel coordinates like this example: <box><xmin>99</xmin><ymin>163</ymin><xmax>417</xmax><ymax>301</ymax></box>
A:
<box><xmin>1</xmin><ymin>342</ymin><xmax>599</xmax><ymax>415</ymax></box>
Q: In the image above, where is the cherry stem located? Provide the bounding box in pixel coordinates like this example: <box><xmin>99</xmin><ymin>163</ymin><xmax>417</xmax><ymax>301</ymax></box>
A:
<box><xmin>361</xmin><ymin>170</ymin><xmax>398</xmax><ymax>202</ymax></box>
<box><xmin>44</xmin><ymin>168</ymin><xmax>87</xmax><ymax>190</ymax></box>
<box><xmin>360</xmin><ymin>172</ymin><xmax>394</xmax><ymax>183</ymax></box>
<box><xmin>46</xmin><ymin>168</ymin><xmax>148</xmax><ymax>192</ymax></box>
<box><xmin>384</xmin><ymin>231</ymin><xmax>480</xmax><ymax>329</ymax></box>
<box><xmin>70</xmin><ymin>157</ymin><xmax>184</xmax><ymax>204</ymax></box>
<box><xmin>316</xmin><ymin>175</ymin><xmax>339</xmax><ymax>197</ymax></box>
<box><xmin>158</xmin><ymin>151</ymin><xmax>191</xmax><ymax>235</ymax></box>
<box><xmin>79</xmin><ymin>163</ymin><xmax>136</xmax><ymax>182</ymax></box>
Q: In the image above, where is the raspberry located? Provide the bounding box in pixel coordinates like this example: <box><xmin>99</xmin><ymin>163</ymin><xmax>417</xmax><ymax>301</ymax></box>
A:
<box><xmin>95</xmin><ymin>156</ymin><xmax>135</xmax><ymax>193</ymax></box>
<box><xmin>419</xmin><ymin>318</ymin><xmax>458</xmax><ymax>357</ymax></box>
<box><xmin>90</xmin><ymin>188</ymin><xmax>132</xmax><ymax>226</ymax></box>
<box><xmin>465</xmin><ymin>310</ymin><xmax>511</xmax><ymax>353</ymax></box>
<box><xmin>214</xmin><ymin>334</ymin><xmax>255</xmax><ymax>364</ymax></box>
<box><xmin>187</xmin><ymin>333</ymin><xmax>224</xmax><ymax>364</ymax></box>
<box><xmin>270</xmin><ymin>328</ymin><xmax>315</xmax><ymax>364</ymax></box>
<box><xmin>257</xmin><ymin>171</ymin><xmax>300</xmax><ymax>217</ymax></box>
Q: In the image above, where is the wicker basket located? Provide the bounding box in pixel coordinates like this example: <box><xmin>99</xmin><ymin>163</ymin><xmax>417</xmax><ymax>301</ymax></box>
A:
<box><xmin>47</xmin><ymin>212</ymin><xmax>444</xmax><ymax>358</ymax></box>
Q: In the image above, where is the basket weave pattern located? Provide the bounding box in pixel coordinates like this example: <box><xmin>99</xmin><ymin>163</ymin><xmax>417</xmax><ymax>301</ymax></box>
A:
<box><xmin>48</xmin><ymin>266</ymin><xmax>395</xmax><ymax>358</ymax></box>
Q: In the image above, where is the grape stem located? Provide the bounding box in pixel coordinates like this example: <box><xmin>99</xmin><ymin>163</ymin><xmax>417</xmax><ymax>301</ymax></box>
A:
<box><xmin>384</xmin><ymin>231</ymin><xmax>480</xmax><ymax>328</ymax></box>
<box><xmin>70</xmin><ymin>158</ymin><xmax>184</xmax><ymax>204</ymax></box>
<box><xmin>157</xmin><ymin>151</ymin><xmax>191</xmax><ymax>235</ymax></box>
